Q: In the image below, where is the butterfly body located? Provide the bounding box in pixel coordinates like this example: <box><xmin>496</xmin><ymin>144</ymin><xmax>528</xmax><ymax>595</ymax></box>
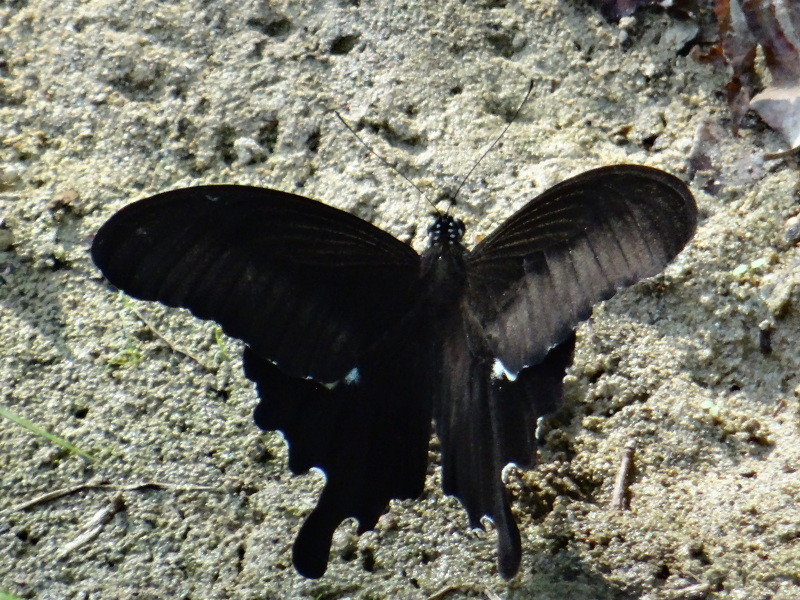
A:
<box><xmin>92</xmin><ymin>164</ymin><xmax>697</xmax><ymax>579</ymax></box>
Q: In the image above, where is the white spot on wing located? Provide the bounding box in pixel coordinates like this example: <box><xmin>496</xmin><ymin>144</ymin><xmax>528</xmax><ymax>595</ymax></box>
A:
<box><xmin>321</xmin><ymin>367</ymin><xmax>360</xmax><ymax>390</ymax></box>
<box><xmin>491</xmin><ymin>358</ymin><xmax>518</xmax><ymax>381</ymax></box>
<box><xmin>343</xmin><ymin>367</ymin><xmax>360</xmax><ymax>386</ymax></box>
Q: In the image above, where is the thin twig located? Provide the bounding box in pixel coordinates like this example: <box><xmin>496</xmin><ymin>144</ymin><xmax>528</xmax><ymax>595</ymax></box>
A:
<box><xmin>425</xmin><ymin>585</ymin><xmax>460</xmax><ymax>600</ymax></box>
<box><xmin>666</xmin><ymin>582</ymin><xmax>711</xmax><ymax>599</ymax></box>
<box><xmin>127</xmin><ymin>304</ymin><xmax>214</xmax><ymax>372</ymax></box>
<box><xmin>763</xmin><ymin>146</ymin><xmax>800</xmax><ymax>161</ymax></box>
<box><xmin>425</xmin><ymin>584</ymin><xmax>502</xmax><ymax>600</ymax></box>
<box><xmin>425</xmin><ymin>585</ymin><xmax>475</xmax><ymax>600</ymax></box>
<box><xmin>3</xmin><ymin>480</ymin><xmax>226</xmax><ymax>515</ymax></box>
<box><xmin>610</xmin><ymin>442</ymin><xmax>636</xmax><ymax>511</ymax></box>
<box><xmin>4</xmin><ymin>482</ymin><xmax>100</xmax><ymax>514</ymax></box>
<box><xmin>56</xmin><ymin>493</ymin><xmax>125</xmax><ymax>560</ymax></box>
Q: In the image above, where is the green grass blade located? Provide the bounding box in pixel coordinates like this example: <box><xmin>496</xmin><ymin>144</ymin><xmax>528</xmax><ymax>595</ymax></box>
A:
<box><xmin>0</xmin><ymin>405</ymin><xmax>96</xmax><ymax>462</ymax></box>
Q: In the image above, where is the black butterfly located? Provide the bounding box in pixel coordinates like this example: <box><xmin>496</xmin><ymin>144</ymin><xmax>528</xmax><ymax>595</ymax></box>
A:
<box><xmin>91</xmin><ymin>164</ymin><xmax>697</xmax><ymax>579</ymax></box>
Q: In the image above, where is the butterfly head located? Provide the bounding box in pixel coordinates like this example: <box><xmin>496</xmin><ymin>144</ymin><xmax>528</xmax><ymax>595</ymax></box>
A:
<box><xmin>428</xmin><ymin>215</ymin><xmax>465</xmax><ymax>247</ymax></box>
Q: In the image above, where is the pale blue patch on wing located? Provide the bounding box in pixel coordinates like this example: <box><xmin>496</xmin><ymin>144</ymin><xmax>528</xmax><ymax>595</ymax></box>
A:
<box><xmin>320</xmin><ymin>366</ymin><xmax>360</xmax><ymax>390</ymax></box>
<box><xmin>343</xmin><ymin>367</ymin><xmax>360</xmax><ymax>385</ymax></box>
<box><xmin>491</xmin><ymin>358</ymin><xmax>518</xmax><ymax>381</ymax></box>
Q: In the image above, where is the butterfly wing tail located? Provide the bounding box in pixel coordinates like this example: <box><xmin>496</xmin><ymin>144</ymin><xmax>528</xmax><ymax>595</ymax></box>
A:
<box><xmin>436</xmin><ymin>333</ymin><xmax>576</xmax><ymax>578</ymax></box>
<box><xmin>292</xmin><ymin>486</ymin><xmax>347</xmax><ymax>578</ymax></box>
<box><xmin>243</xmin><ymin>347</ymin><xmax>432</xmax><ymax>577</ymax></box>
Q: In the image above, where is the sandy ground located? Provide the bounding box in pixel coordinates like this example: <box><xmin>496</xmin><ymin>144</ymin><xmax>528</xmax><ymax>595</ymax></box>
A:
<box><xmin>1</xmin><ymin>1</ymin><xmax>799</xmax><ymax>599</ymax></box>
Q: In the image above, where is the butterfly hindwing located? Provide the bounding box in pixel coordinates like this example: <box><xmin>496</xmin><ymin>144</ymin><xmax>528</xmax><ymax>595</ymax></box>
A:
<box><xmin>91</xmin><ymin>185</ymin><xmax>421</xmax><ymax>381</ymax></box>
<box><xmin>465</xmin><ymin>165</ymin><xmax>697</xmax><ymax>375</ymax></box>
<box><xmin>243</xmin><ymin>325</ymin><xmax>434</xmax><ymax>578</ymax></box>
<box><xmin>435</xmin><ymin>316</ymin><xmax>576</xmax><ymax>578</ymax></box>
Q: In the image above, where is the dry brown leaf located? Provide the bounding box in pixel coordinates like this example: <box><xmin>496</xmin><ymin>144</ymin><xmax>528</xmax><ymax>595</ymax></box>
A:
<box><xmin>750</xmin><ymin>84</ymin><xmax>800</xmax><ymax>148</ymax></box>
<box><xmin>588</xmin><ymin>0</ymin><xmax>699</xmax><ymax>22</ymax></box>
<box><xmin>714</xmin><ymin>0</ymin><xmax>800</xmax><ymax>149</ymax></box>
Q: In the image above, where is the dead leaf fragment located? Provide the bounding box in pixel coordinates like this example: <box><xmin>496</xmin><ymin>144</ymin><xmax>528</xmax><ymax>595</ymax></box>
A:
<box><xmin>714</xmin><ymin>0</ymin><xmax>800</xmax><ymax>150</ymax></box>
<box><xmin>588</xmin><ymin>0</ymin><xmax>699</xmax><ymax>22</ymax></box>
<box><xmin>750</xmin><ymin>84</ymin><xmax>800</xmax><ymax>148</ymax></box>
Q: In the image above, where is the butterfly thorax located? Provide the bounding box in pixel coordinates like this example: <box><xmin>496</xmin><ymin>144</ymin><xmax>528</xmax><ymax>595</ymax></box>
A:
<box><xmin>427</xmin><ymin>214</ymin><xmax>465</xmax><ymax>247</ymax></box>
<box><xmin>420</xmin><ymin>214</ymin><xmax>468</xmax><ymax>314</ymax></box>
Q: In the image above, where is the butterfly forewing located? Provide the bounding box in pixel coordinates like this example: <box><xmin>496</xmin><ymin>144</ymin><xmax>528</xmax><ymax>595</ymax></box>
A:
<box><xmin>91</xmin><ymin>185</ymin><xmax>421</xmax><ymax>381</ymax></box>
<box><xmin>465</xmin><ymin>165</ymin><xmax>697</xmax><ymax>374</ymax></box>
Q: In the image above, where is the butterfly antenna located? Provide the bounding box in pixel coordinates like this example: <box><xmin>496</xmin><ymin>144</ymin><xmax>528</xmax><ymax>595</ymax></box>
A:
<box><xmin>334</xmin><ymin>111</ymin><xmax>441</xmax><ymax>215</ymax></box>
<box><xmin>451</xmin><ymin>79</ymin><xmax>535</xmax><ymax>205</ymax></box>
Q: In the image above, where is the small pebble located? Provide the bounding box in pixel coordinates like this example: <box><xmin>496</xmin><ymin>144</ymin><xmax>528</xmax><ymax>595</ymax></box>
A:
<box><xmin>0</xmin><ymin>222</ymin><xmax>13</xmax><ymax>251</ymax></box>
<box><xmin>784</xmin><ymin>216</ymin><xmax>800</xmax><ymax>244</ymax></box>
<box><xmin>758</xmin><ymin>320</ymin><xmax>773</xmax><ymax>355</ymax></box>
